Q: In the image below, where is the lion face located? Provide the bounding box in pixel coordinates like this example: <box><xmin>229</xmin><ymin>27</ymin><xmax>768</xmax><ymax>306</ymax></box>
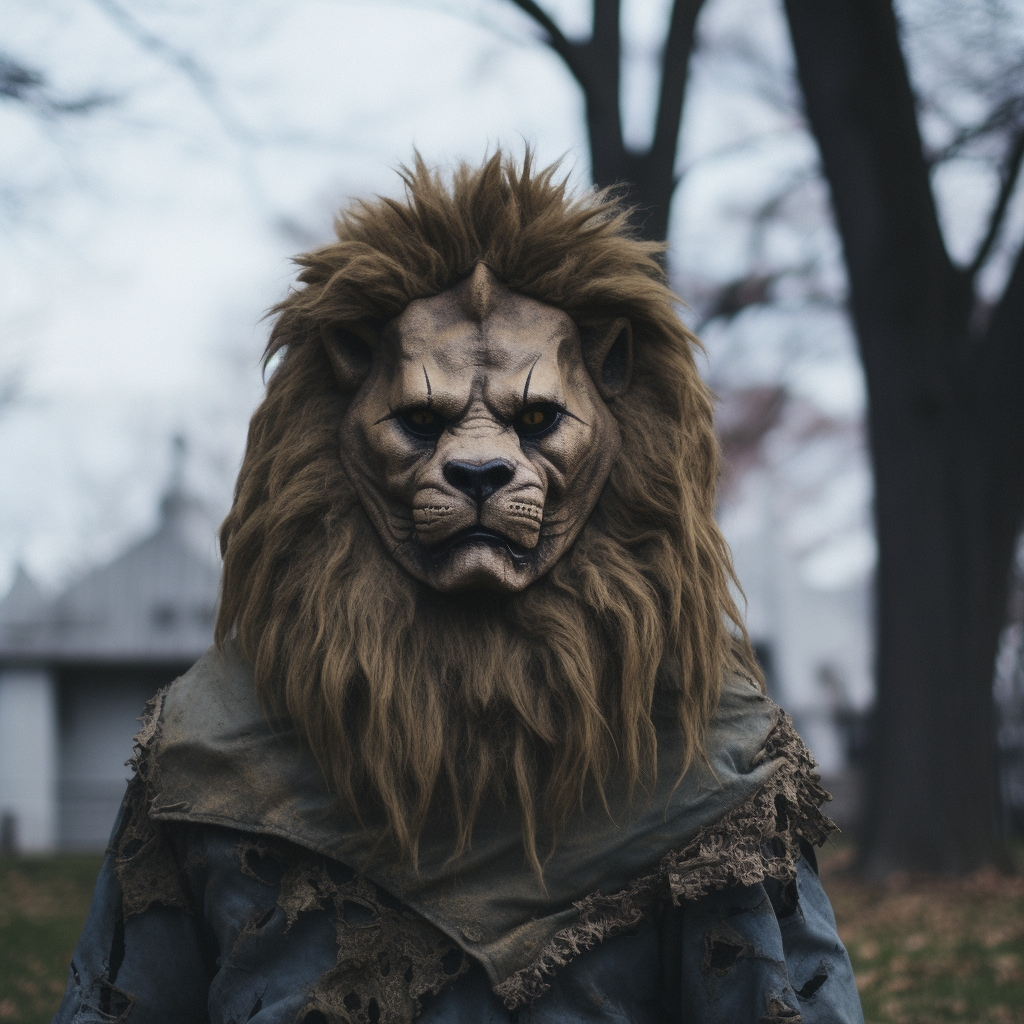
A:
<box><xmin>326</xmin><ymin>264</ymin><xmax>631</xmax><ymax>592</ymax></box>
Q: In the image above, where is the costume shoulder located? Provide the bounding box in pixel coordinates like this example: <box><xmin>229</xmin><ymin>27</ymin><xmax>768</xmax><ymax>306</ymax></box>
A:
<box><xmin>132</xmin><ymin>642</ymin><xmax>835</xmax><ymax>1006</ymax></box>
<box><xmin>140</xmin><ymin>641</ymin><xmax>339</xmax><ymax>837</ymax></box>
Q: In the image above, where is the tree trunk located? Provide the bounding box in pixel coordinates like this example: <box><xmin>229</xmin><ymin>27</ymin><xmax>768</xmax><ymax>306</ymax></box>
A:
<box><xmin>511</xmin><ymin>0</ymin><xmax>704</xmax><ymax>241</ymax></box>
<box><xmin>584</xmin><ymin>0</ymin><xmax>704</xmax><ymax>241</ymax></box>
<box><xmin>784</xmin><ymin>0</ymin><xmax>1024</xmax><ymax>872</ymax></box>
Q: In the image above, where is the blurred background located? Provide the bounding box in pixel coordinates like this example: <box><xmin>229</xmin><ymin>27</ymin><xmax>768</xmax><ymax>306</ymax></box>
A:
<box><xmin>1</xmin><ymin>0</ymin><xmax>1023</xmax><ymax>1018</ymax></box>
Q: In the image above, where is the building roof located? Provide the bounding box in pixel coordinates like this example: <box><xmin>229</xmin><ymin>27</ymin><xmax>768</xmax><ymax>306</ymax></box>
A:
<box><xmin>0</xmin><ymin>464</ymin><xmax>221</xmax><ymax>667</ymax></box>
<box><xmin>0</xmin><ymin>564</ymin><xmax>47</xmax><ymax>628</ymax></box>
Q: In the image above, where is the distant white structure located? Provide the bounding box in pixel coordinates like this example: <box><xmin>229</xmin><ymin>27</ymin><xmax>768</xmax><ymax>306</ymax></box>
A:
<box><xmin>0</xmin><ymin>452</ymin><xmax>220</xmax><ymax>852</ymax></box>
<box><xmin>725</xmin><ymin>511</ymin><xmax>873</xmax><ymax>774</ymax></box>
<box><xmin>716</xmin><ymin>386</ymin><xmax>875</xmax><ymax>778</ymax></box>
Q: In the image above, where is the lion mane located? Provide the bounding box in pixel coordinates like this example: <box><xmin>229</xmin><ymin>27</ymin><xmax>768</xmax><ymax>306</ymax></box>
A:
<box><xmin>215</xmin><ymin>151</ymin><xmax>761</xmax><ymax>871</ymax></box>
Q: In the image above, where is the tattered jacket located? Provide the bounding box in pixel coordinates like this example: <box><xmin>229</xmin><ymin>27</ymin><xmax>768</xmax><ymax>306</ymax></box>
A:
<box><xmin>55</xmin><ymin>644</ymin><xmax>864</xmax><ymax>1023</ymax></box>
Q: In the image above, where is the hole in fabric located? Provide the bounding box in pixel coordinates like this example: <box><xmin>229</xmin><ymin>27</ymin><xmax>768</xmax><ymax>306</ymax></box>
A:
<box><xmin>702</xmin><ymin>924</ymin><xmax>754</xmax><ymax>976</ymax></box>
<box><xmin>254</xmin><ymin>907</ymin><xmax>276</xmax><ymax>930</ymax></box>
<box><xmin>242</xmin><ymin>846</ymin><xmax>284</xmax><ymax>887</ymax></box>
<box><xmin>708</xmin><ymin>938</ymin><xmax>747</xmax><ymax>973</ymax></box>
<box><xmin>796</xmin><ymin>962</ymin><xmax>831</xmax><ymax>999</ymax></box>
<box><xmin>774</xmin><ymin>794</ymin><xmax>789</xmax><ymax>832</ymax></box>
<box><xmin>324</xmin><ymin>859</ymin><xmax>358</xmax><ymax>887</ymax></box>
<box><xmin>120</xmin><ymin>838</ymin><xmax>144</xmax><ymax>859</ymax></box>
<box><xmin>441</xmin><ymin>948</ymin><xmax>465</xmax><ymax>976</ymax></box>
<box><xmin>96</xmin><ymin>979</ymin><xmax>133</xmax><ymax>1020</ymax></box>
<box><xmin>342</xmin><ymin>899</ymin><xmax>375</xmax><ymax>926</ymax></box>
<box><xmin>276</xmin><ymin>848</ymin><xmax>472</xmax><ymax>1022</ymax></box>
<box><xmin>301</xmin><ymin>1012</ymin><xmax>327</xmax><ymax>1024</ymax></box>
<box><xmin>108</xmin><ymin>912</ymin><xmax>126</xmax><ymax>983</ymax></box>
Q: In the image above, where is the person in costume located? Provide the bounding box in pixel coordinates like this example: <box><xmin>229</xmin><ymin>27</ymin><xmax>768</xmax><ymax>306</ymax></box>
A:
<box><xmin>55</xmin><ymin>152</ymin><xmax>864</xmax><ymax>1024</ymax></box>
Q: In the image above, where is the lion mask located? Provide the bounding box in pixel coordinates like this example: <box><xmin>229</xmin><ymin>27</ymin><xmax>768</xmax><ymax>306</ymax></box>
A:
<box><xmin>216</xmin><ymin>151</ymin><xmax>759</xmax><ymax>869</ymax></box>
<box><xmin>330</xmin><ymin>261</ymin><xmax>629</xmax><ymax>592</ymax></box>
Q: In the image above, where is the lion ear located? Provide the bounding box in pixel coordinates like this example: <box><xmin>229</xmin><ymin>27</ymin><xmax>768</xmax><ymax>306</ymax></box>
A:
<box><xmin>321</xmin><ymin>324</ymin><xmax>375</xmax><ymax>392</ymax></box>
<box><xmin>585</xmin><ymin>317</ymin><xmax>633</xmax><ymax>400</ymax></box>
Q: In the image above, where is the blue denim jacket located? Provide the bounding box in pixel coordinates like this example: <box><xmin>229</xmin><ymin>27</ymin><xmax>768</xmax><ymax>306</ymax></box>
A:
<box><xmin>54</xmin><ymin>646</ymin><xmax>864</xmax><ymax>1023</ymax></box>
<box><xmin>56</xmin><ymin>820</ymin><xmax>862</xmax><ymax>1023</ymax></box>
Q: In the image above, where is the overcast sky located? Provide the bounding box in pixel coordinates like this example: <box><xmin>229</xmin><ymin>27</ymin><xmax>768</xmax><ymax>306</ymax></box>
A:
<box><xmin>5</xmin><ymin>0</ymin><xmax>1003</xmax><ymax>598</ymax></box>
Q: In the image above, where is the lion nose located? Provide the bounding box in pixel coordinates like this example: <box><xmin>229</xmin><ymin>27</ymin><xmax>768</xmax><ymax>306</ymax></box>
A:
<box><xmin>443</xmin><ymin>459</ymin><xmax>515</xmax><ymax>504</ymax></box>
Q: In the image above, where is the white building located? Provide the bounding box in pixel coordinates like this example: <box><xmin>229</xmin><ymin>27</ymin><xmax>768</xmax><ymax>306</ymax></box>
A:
<box><xmin>0</xmin><ymin>482</ymin><xmax>220</xmax><ymax>852</ymax></box>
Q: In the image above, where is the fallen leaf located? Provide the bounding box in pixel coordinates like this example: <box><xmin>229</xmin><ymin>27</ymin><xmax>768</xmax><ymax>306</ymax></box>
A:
<box><xmin>993</xmin><ymin>954</ymin><xmax>1020</xmax><ymax>985</ymax></box>
<box><xmin>855</xmin><ymin>969</ymin><xmax>879</xmax><ymax>991</ymax></box>
<box><xmin>987</xmin><ymin>1006</ymin><xmax>1016</xmax><ymax>1023</ymax></box>
<box><xmin>883</xmin><ymin>975</ymin><xmax>914</xmax><ymax>993</ymax></box>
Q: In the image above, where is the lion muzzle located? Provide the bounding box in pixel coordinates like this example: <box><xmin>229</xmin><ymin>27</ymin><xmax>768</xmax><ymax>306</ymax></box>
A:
<box><xmin>412</xmin><ymin>491</ymin><xmax>544</xmax><ymax>552</ymax></box>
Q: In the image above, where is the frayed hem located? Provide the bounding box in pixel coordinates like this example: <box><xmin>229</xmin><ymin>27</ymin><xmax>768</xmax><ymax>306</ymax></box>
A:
<box><xmin>494</xmin><ymin>709</ymin><xmax>835</xmax><ymax>1008</ymax></box>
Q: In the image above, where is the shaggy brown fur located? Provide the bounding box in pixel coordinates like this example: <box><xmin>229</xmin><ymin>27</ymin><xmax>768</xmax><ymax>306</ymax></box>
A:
<box><xmin>216</xmin><ymin>151</ymin><xmax>762</xmax><ymax>872</ymax></box>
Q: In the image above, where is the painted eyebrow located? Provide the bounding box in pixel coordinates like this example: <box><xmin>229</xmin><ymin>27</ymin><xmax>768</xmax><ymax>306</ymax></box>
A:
<box><xmin>372</xmin><ymin>365</ymin><xmax>434</xmax><ymax>426</ymax></box>
<box><xmin>522</xmin><ymin>356</ymin><xmax>541</xmax><ymax>407</ymax></box>
<box><xmin>518</xmin><ymin>360</ymin><xmax>588</xmax><ymax>426</ymax></box>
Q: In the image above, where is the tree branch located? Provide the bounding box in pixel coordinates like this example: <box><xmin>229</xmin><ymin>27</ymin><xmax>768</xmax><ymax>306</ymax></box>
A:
<box><xmin>0</xmin><ymin>364</ymin><xmax>23</xmax><ymax>420</ymax></box>
<box><xmin>968</xmin><ymin>126</ymin><xmax>1024</xmax><ymax>281</ymax></box>
<box><xmin>979</xmin><ymin>232</ymin><xmax>1024</xmax><ymax>383</ymax></box>
<box><xmin>576</xmin><ymin>0</ymin><xmax>627</xmax><ymax>197</ymax></box>
<box><xmin>505</xmin><ymin>0</ymin><xmax>588</xmax><ymax>86</ymax></box>
<box><xmin>592</xmin><ymin>0</ymin><xmax>621</xmax><ymax>57</ymax></box>
<box><xmin>91</xmin><ymin>0</ymin><xmax>257</xmax><ymax>145</ymax></box>
<box><xmin>926</xmin><ymin>95</ymin><xmax>1024</xmax><ymax>165</ymax></box>
<box><xmin>1</xmin><ymin>51</ymin><xmax>114</xmax><ymax>115</ymax></box>
<box><xmin>970</xmin><ymin>233</ymin><xmax>1024</xmax><ymax>513</ymax></box>
<box><xmin>784</xmin><ymin>0</ymin><xmax>955</xmax><ymax>354</ymax></box>
<box><xmin>587</xmin><ymin>0</ymin><xmax>622</xmax><ymax>129</ymax></box>
<box><xmin>648</xmin><ymin>0</ymin><xmax>704</xmax><ymax>174</ymax></box>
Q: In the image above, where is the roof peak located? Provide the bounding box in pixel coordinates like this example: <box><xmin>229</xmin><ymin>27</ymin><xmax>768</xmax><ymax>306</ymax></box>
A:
<box><xmin>158</xmin><ymin>433</ymin><xmax>208</xmax><ymax>535</ymax></box>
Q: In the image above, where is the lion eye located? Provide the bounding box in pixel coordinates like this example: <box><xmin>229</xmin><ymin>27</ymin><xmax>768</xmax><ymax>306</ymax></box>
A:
<box><xmin>516</xmin><ymin>403</ymin><xmax>561</xmax><ymax>437</ymax></box>
<box><xmin>398</xmin><ymin>408</ymin><xmax>446</xmax><ymax>439</ymax></box>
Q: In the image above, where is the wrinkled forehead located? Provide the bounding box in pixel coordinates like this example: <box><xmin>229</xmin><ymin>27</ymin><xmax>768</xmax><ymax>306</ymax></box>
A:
<box><xmin>383</xmin><ymin>278</ymin><xmax>581</xmax><ymax>393</ymax></box>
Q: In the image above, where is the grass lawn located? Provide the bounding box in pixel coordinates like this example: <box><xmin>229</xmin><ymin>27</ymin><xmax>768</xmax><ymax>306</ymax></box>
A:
<box><xmin>820</xmin><ymin>843</ymin><xmax>1024</xmax><ymax>1024</ymax></box>
<box><xmin>0</xmin><ymin>855</ymin><xmax>103</xmax><ymax>1023</ymax></box>
<box><xmin>1</xmin><ymin>848</ymin><xmax>1023</xmax><ymax>1023</ymax></box>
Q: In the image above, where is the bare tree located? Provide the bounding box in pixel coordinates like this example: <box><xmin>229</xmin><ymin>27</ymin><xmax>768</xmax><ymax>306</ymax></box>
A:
<box><xmin>509</xmin><ymin>0</ymin><xmax>705</xmax><ymax>240</ymax></box>
<box><xmin>784</xmin><ymin>0</ymin><xmax>1024</xmax><ymax>874</ymax></box>
<box><xmin>511</xmin><ymin>0</ymin><xmax>1024</xmax><ymax>872</ymax></box>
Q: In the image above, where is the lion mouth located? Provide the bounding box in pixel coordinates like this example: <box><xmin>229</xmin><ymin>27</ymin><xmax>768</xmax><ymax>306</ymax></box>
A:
<box><xmin>437</xmin><ymin>526</ymin><xmax>532</xmax><ymax>568</ymax></box>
